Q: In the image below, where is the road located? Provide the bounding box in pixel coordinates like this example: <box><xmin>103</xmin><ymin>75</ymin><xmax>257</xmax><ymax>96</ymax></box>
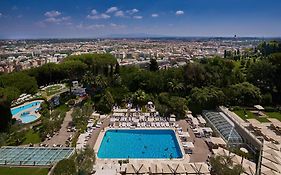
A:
<box><xmin>42</xmin><ymin>109</ymin><xmax>74</xmax><ymax>146</ymax></box>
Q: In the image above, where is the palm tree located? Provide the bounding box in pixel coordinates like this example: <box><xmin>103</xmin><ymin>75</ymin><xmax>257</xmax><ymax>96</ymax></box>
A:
<box><xmin>210</xmin><ymin>155</ymin><xmax>244</xmax><ymax>175</ymax></box>
<box><xmin>82</xmin><ymin>71</ymin><xmax>95</xmax><ymax>87</ymax></box>
<box><xmin>168</xmin><ymin>80</ymin><xmax>184</xmax><ymax>93</ymax></box>
<box><xmin>133</xmin><ymin>90</ymin><xmax>147</xmax><ymax>106</ymax></box>
<box><xmin>94</xmin><ymin>75</ymin><xmax>108</xmax><ymax>91</ymax></box>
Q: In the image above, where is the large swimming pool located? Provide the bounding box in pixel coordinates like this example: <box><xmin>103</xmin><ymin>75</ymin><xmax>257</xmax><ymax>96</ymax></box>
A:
<box><xmin>97</xmin><ymin>129</ymin><xmax>183</xmax><ymax>159</ymax></box>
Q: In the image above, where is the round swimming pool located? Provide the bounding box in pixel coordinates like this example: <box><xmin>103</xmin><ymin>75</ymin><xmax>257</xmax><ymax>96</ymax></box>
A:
<box><xmin>19</xmin><ymin>114</ymin><xmax>38</xmax><ymax>124</ymax></box>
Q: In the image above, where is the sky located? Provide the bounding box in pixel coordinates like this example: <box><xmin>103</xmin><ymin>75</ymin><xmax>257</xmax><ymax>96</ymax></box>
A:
<box><xmin>0</xmin><ymin>0</ymin><xmax>281</xmax><ymax>39</ymax></box>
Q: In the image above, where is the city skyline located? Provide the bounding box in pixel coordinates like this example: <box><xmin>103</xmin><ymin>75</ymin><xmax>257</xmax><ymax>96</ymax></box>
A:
<box><xmin>0</xmin><ymin>0</ymin><xmax>281</xmax><ymax>39</ymax></box>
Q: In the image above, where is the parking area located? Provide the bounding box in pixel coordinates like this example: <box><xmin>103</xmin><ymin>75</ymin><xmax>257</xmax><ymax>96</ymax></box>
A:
<box><xmin>41</xmin><ymin>109</ymin><xmax>75</xmax><ymax>147</ymax></box>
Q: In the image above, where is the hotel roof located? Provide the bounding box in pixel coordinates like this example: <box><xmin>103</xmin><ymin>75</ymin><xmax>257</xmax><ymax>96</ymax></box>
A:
<box><xmin>0</xmin><ymin>146</ymin><xmax>74</xmax><ymax>166</ymax></box>
<box><xmin>202</xmin><ymin>111</ymin><xmax>243</xmax><ymax>144</ymax></box>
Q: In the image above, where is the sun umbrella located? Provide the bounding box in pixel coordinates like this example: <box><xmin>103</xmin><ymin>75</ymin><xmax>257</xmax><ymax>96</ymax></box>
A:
<box><xmin>162</xmin><ymin>163</ymin><xmax>173</xmax><ymax>174</ymax></box>
<box><xmin>150</xmin><ymin>163</ymin><xmax>162</xmax><ymax>174</ymax></box>
<box><xmin>174</xmin><ymin>164</ymin><xmax>186</xmax><ymax>174</ymax></box>
<box><xmin>126</xmin><ymin>164</ymin><xmax>136</xmax><ymax>174</ymax></box>
<box><xmin>263</xmin><ymin>161</ymin><xmax>280</xmax><ymax>173</ymax></box>
<box><xmin>183</xmin><ymin>164</ymin><xmax>197</xmax><ymax>174</ymax></box>
<box><xmin>266</xmin><ymin>143</ymin><xmax>280</xmax><ymax>151</ymax></box>
<box><xmin>137</xmin><ymin>164</ymin><xmax>149</xmax><ymax>174</ymax></box>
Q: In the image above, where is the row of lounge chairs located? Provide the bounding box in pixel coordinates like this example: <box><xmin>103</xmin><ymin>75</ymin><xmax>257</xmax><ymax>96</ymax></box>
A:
<box><xmin>112</xmin><ymin>122</ymin><xmax>175</xmax><ymax>128</ymax></box>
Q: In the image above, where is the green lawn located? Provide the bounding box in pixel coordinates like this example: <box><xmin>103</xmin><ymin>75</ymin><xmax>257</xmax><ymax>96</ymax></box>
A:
<box><xmin>0</xmin><ymin>167</ymin><xmax>49</xmax><ymax>175</ymax></box>
<box><xmin>45</xmin><ymin>85</ymin><xmax>62</xmax><ymax>92</ymax></box>
<box><xmin>43</xmin><ymin>85</ymin><xmax>63</xmax><ymax>96</ymax></box>
<box><xmin>22</xmin><ymin>130</ymin><xmax>41</xmax><ymax>145</ymax></box>
<box><xmin>265</xmin><ymin>112</ymin><xmax>281</xmax><ymax>121</ymax></box>
<box><xmin>233</xmin><ymin>109</ymin><xmax>269</xmax><ymax>123</ymax></box>
<box><xmin>46</xmin><ymin>87</ymin><xmax>62</xmax><ymax>96</ymax></box>
<box><xmin>55</xmin><ymin>104</ymin><xmax>69</xmax><ymax>113</ymax></box>
<box><xmin>233</xmin><ymin>109</ymin><xmax>255</xmax><ymax>120</ymax></box>
<box><xmin>256</xmin><ymin>117</ymin><xmax>270</xmax><ymax>123</ymax></box>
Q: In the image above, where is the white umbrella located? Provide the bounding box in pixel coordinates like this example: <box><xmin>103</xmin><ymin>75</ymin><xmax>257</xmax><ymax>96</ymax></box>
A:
<box><xmin>150</xmin><ymin>163</ymin><xmax>162</xmax><ymax>174</ymax></box>
<box><xmin>162</xmin><ymin>163</ymin><xmax>173</xmax><ymax>174</ymax></box>
<box><xmin>126</xmin><ymin>164</ymin><xmax>136</xmax><ymax>174</ymax></box>
<box><xmin>137</xmin><ymin>164</ymin><xmax>149</xmax><ymax>174</ymax></box>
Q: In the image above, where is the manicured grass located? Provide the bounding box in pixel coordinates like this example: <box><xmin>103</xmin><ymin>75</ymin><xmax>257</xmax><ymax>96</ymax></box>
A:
<box><xmin>233</xmin><ymin>109</ymin><xmax>269</xmax><ymax>123</ymax></box>
<box><xmin>0</xmin><ymin>167</ymin><xmax>49</xmax><ymax>175</ymax></box>
<box><xmin>22</xmin><ymin>130</ymin><xmax>41</xmax><ymax>145</ymax></box>
<box><xmin>41</xmin><ymin>85</ymin><xmax>64</xmax><ymax>97</ymax></box>
<box><xmin>45</xmin><ymin>85</ymin><xmax>62</xmax><ymax>93</ymax></box>
<box><xmin>55</xmin><ymin>104</ymin><xmax>69</xmax><ymax>113</ymax></box>
<box><xmin>233</xmin><ymin>109</ymin><xmax>255</xmax><ymax>120</ymax></box>
<box><xmin>265</xmin><ymin>112</ymin><xmax>281</xmax><ymax>121</ymax></box>
<box><xmin>257</xmin><ymin>117</ymin><xmax>270</xmax><ymax>123</ymax></box>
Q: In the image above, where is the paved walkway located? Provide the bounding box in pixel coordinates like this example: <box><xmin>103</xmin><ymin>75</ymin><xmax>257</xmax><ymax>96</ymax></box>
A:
<box><xmin>87</xmin><ymin>117</ymin><xmax>110</xmax><ymax>148</ymax></box>
<box><xmin>177</xmin><ymin>120</ymin><xmax>210</xmax><ymax>163</ymax></box>
<box><xmin>42</xmin><ymin>109</ymin><xmax>74</xmax><ymax>146</ymax></box>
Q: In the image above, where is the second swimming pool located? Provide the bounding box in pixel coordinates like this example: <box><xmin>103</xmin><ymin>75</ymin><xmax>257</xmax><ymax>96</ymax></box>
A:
<box><xmin>11</xmin><ymin>101</ymin><xmax>42</xmax><ymax>124</ymax></box>
<box><xmin>11</xmin><ymin>101</ymin><xmax>41</xmax><ymax>116</ymax></box>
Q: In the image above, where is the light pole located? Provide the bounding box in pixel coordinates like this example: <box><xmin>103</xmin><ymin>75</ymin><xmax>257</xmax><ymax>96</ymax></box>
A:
<box><xmin>256</xmin><ymin>137</ymin><xmax>264</xmax><ymax>175</ymax></box>
<box><xmin>240</xmin><ymin>147</ymin><xmax>249</xmax><ymax>164</ymax></box>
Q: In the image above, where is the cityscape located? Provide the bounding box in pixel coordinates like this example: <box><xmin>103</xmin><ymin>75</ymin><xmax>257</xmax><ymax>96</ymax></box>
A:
<box><xmin>0</xmin><ymin>0</ymin><xmax>281</xmax><ymax>175</ymax></box>
<box><xmin>0</xmin><ymin>38</ymin><xmax>262</xmax><ymax>73</ymax></box>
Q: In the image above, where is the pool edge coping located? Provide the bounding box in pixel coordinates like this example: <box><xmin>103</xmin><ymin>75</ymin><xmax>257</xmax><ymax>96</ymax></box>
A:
<box><xmin>94</xmin><ymin>127</ymin><xmax>186</xmax><ymax>161</ymax></box>
<box><xmin>11</xmin><ymin>100</ymin><xmax>44</xmax><ymax>124</ymax></box>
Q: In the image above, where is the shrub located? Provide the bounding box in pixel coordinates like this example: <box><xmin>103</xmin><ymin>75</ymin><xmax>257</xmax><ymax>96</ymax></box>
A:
<box><xmin>68</xmin><ymin>99</ymin><xmax>76</xmax><ymax>106</ymax></box>
<box><xmin>53</xmin><ymin>159</ymin><xmax>76</xmax><ymax>175</ymax></box>
<box><xmin>264</xmin><ymin>106</ymin><xmax>277</xmax><ymax>112</ymax></box>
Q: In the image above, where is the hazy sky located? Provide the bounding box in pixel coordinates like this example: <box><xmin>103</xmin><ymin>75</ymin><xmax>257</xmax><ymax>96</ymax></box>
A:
<box><xmin>0</xmin><ymin>0</ymin><xmax>281</xmax><ymax>39</ymax></box>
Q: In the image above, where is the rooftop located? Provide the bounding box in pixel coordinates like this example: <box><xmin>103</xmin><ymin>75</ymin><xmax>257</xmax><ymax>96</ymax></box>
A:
<box><xmin>202</xmin><ymin>110</ymin><xmax>243</xmax><ymax>144</ymax></box>
<box><xmin>0</xmin><ymin>146</ymin><xmax>74</xmax><ymax>166</ymax></box>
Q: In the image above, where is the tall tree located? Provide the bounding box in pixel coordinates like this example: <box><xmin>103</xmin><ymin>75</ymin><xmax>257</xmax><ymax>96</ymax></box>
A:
<box><xmin>188</xmin><ymin>86</ymin><xmax>225</xmax><ymax>114</ymax></box>
<box><xmin>210</xmin><ymin>155</ymin><xmax>244</xmax><ymax>175</ymax></box>
<box><xmin>0</xmin><ymin>96</ymin><xmax>12</xmax><ymax>132</ymax></box>
<box><xmin>53</xmin><ymin>159</ymin><xmax>77</xmax><ymax>175</ymax></box>
<box><xmin>149</xmin><ymin>59</ymin><xmax>159</xmax><ymax>71</ymax></box>
<box><xmin>226</xmin><ymin>82</ymin><xmax>261</xmax><ymax>106</ymax></box>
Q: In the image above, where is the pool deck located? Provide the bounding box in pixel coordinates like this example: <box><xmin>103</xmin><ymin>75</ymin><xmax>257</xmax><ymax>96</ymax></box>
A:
<box><xmin>177</xmin><ymin>119</ymin><xmax>211</xmax><ymax>163</ymax></box>
<box><xmin>94</xmin><ymin>127</ymin><xmax>188</xmax><ymax>162</ymax></box>
<box><xmin>92</xmin><ymin>120</ymin><xmax>213</xmax><ymax>174</ymax></box>
<box><xmin>11</xmin><ymin>100</ymin><xmax>44</xmax><ymax>123</ymax></box>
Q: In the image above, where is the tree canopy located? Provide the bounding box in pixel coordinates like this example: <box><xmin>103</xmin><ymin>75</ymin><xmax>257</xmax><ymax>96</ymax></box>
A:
<box><xmin>0</xmin><ymin>72</ymin><xmax>38</xmax><ymax>94</ymax></box>
<box><xmin>53</xmin><ymin>159</ymin><xmax>77</xmax><ymax>175</ymax></box>
<box><xmin>226</xmin><ymin>82</ymin><xmax>261</xmax><ymax>106</ymax></box>
<box><xmin>188</xmin><ymin>86</ymin><xmax>225</xmax><ymax>114</ymax></box>
<box><xmin>1</xmin><ymin>41</ymin><xmax>281</xmax><ymax>128</ymax></box>
<box><xmin>210</xmin><ymin>155</ymin><xmax>244</xmax><ymax>175</ymax></box>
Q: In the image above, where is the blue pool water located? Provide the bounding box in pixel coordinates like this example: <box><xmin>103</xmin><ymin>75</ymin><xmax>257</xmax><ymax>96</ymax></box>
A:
<box><xmin>11</xmin><ymin>101</ymin><xmax>41</xmax><ymax>116</ymax></box>
<box><xmin>11</xmin><ymin>101</ymin><xmax>42</xmax><ymax>124</ymax></box>
<box><xmin>97</xmin><ymin>129</ymin><xmax>183</xmax><ymax>159</ymax></box>
<box><xmin>19</xmin><ymin>114</ymin><xmax>38</xmax><ymax>124</ymax></box>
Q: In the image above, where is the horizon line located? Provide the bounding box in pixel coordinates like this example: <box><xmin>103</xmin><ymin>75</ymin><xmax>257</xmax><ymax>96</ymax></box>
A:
<box><xmin>1</xmin><ymin>35</ymin><xmax>281</xmax><ymax>40</ymax></box>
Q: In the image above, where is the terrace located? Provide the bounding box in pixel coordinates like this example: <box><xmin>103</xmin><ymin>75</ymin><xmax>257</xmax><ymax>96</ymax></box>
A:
<box><xmin>92</xmin><ymin>102</ymin><xmax>212</xmax><ymax>175</ymax></box>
